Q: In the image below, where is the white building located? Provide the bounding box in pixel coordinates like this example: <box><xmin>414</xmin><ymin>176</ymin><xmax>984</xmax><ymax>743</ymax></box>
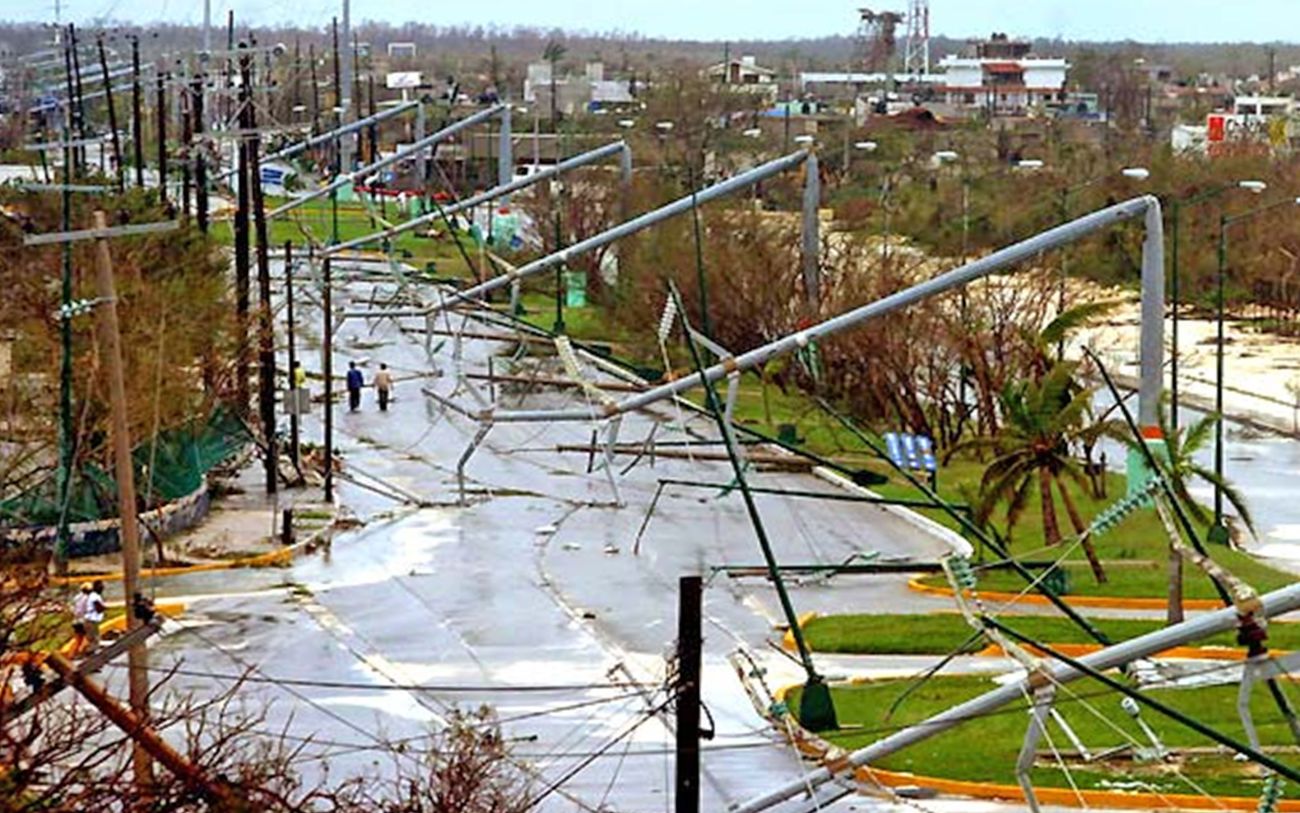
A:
<box><xmin>937</xmin><ymin>34</ymin><xmax>1068</xmax><ymax>116</ymax></box>
<box><xmin>524</xmin><ymin>62</ymin><xmax>634</xmax><ymax>116</ymax></box>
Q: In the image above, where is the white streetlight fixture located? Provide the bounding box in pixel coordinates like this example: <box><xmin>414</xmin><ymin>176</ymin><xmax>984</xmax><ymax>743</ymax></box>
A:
<box><xmin>743</xmin><ymin>127</ymin><xmax>763</xmax><ymax>138</ymax></box>
<box><xmin>1121</xmin><ymin>167</ymin><xmax>1151</xmax><ymax>181</ymax></box>
<box><xmin>1017</xmin><ymin>159</ymin><xmax>1045</xmax><ymax>170</ymax></box>
<box><xmin>793</xmin><ymin>134</ymin><xmax>815</xmax><ymax>145</ymax></box>
<box><xmin>933</xmin><ymin>150</ymin><xmax>959</xmax><ymax>162</ymax></box>
<box><xmin>655</xmin><ymin>120</ymin><xmax>675</xmax><ymax>132</ymax></box>
<box><xmin>854</xmin><ymin>140</ymin><xmax>878</xmax><ymax>151</ymax></box>
<box><xmin>617</xmin><ymin>118</ymin><xmax>637</xmax><ymax>129</ymax></box>
<box><xmin>1238</xmin><ymin>180</ymin><xmax>1268</xmax><ymax>193</ymax></box>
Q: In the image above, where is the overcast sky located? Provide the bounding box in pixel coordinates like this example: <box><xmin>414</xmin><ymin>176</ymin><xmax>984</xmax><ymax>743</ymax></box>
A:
<box><xmin>9</xmin><ymin>0</ymin><xmax>1300</xmax><ymax>43</ymax></box>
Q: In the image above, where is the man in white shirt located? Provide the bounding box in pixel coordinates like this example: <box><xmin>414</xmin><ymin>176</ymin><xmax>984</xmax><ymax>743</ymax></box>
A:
<box><xmin>81</xmin><ymin>580</ymin><xmax>106</xmax><ymax>655</ymax></box>
<box><xmin>71</xmin><ymin>583</ymin><xmax>91</xmax><ymax>650</ymax></box>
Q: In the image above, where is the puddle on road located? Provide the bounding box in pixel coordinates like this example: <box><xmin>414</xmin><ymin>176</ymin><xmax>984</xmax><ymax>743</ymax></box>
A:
<box><xmin>297</xmin><ymin>509</ymin><xmax>459</xmax><ymax>590</ymax></box>
<box><xmin>313</xmin><ymin>692</ymin><xmax>440</xmax><ymax>724</ymax></box>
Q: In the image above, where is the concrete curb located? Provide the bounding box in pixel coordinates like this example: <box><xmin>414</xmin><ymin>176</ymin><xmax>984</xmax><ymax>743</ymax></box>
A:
<box><xmin>811</xmin><ymin>468</ymin><xmax>974</xmax><ymax>558</ymax></box>
<box><xmin>48</xmin><ymin>506</ymin><xmax>340</xmax><ymax>586</ymax></box>
<box><xmin>907</xmin><ymin>576</ymin><xmax>1223</xmax><ymax>611</ymax></box>
<box><xmin>765</xmin><ymin>680</ymin><xmax>1300</xmax><ymax>811</ymax></box>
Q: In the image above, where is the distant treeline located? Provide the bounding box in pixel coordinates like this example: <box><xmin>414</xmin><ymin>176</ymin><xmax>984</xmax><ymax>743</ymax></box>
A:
<box><xmin>2</xmin><ymin>20</ymin><xmax>1297</xmax><ymax>86</ymax></box>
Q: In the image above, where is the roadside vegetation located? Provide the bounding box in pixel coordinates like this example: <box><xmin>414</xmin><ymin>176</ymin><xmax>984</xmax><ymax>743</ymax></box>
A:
<box><xmin>788</xmin><ymin>674</ymin><xmax>1294</xmax><ymax>799</ymax></box>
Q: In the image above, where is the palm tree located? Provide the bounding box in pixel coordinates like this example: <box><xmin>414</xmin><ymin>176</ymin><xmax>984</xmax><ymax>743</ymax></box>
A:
<box><xmin>1121</xmin><ymin>401</ymin><xmax>1256</xmax><ymax>623</ymax></box>
<box><xmin>960</xmin><ymin>361</ymin><xmax>1110</xmax><ymax>584</ymax></box>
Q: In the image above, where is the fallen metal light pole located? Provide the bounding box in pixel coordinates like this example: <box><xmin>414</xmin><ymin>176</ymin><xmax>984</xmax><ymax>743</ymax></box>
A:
<box><xmin>323</xmin><ymin>139</ymin><xmax>631</xmax><ymax>257</ymax></box>
<box><xmin>268</xmin><ymin>103</ymin><xmax>507</xmax><ymax>219</ymax></box>
<box><xmin>381</xmin><ymin>150</ymin><xmax>813</xmax><ymax>317</ymax></box>
<box><xmin>734</xmin><ymin>580</ymin><xmax>1300</xmax><ymax>813</ymax></box>
<box><xmin>213</xmin><ymin>98</ymin><xmax>419</xmax><ymax>183</ymax></box>
<box><xmin>486</xmin><ymin>195</ymin><xmax>1166</xmax><ymax>431</ymax></box>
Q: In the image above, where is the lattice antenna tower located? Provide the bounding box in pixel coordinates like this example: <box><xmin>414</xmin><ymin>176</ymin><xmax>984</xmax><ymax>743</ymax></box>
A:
<box><xmin>903</xmin><ymin>0</ymin><xmax>931</xmax><ymax>75</ymax></box>
<box><xmin>858</xmin><ymin>7</ymin><xmax>902</xmax><ymax>73</ymax></box>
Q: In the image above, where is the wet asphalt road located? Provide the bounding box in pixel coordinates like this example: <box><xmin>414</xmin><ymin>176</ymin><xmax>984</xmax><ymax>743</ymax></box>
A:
<box><xmin>90</xmin><ymin>259</ymin><xmax>1244</xmax><ymax>812</ymax></box>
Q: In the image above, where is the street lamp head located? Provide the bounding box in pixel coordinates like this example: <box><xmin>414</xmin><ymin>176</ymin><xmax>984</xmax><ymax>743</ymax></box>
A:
<box><xmin>655</xmin><ymin>120</ymin><xmax>675</xmax><ymax>132</ymax></box>
<box><xmin>1237</xmin><ymin>180</ymin><xmax>1267</xmax><ymax>193</ymax></box>
<box><xmin>933</xmin><ymin>150</ymin><xmax>959</xmax><ymax>162</ymax></box>
<box><xmin>743</xmin><ymin>128</ymin><xmax>764</xmax><ymax>138</ymax></box>
<box><xmin>854</xmin><ymin>140</ymin><xmax>879</xmax><ymax>152</ymax></box>
<box><xmin>1121</xmin><ymin>167</ymin><xmax>1150</xmax><ymax>181</ymax></box>
<box><xmin>617</xmin><ymin>118</ymin><xmax>636</xmax><ymax>129</ymax></box>
<box><xmin>794</xmin><ymin>134</ymin><xmax>815</xmax><ymax>145</ymax></box>
<box><xmin>1016</xmin><ymin>159</ymin><xmax>1045</xmax><ymax>170</ymax></box>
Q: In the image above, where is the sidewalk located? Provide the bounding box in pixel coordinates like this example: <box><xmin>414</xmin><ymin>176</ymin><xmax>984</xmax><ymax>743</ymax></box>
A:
<box><xmin>60</xmin><ymin>454</ymin><xmax>334</xmax><ymax>578</ymax></box>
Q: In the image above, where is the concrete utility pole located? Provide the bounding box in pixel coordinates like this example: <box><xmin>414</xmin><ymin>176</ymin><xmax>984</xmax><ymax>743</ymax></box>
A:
<box><xmin>675</xmin><ymin>575</ymin><xmax>703</xmax><ymax>813</ymax></box>
<box><xmin>191</xmin><ymin>74</ymin><xmax>208</xmax><ymax>232</ymax></box>
<box><xmin>155</xmin><ymin>72</ymin><xmax>167</xmax><ymax>205</ymax></box>
<box><xmin>96</xmin><ymin>36</ymin><xmax>123</xmax><ymax>191</ymax></box>
<box><xmin>322</xmin><ymin>253</ymin><xmax>334</xmax><ymax>503</ymax></box>
<box><xmin>202</xmin><ymin>0</ymin><xmax>211</xmax><ymax>57</ymax></box>
<box><xmin>245</xmin><ymin>51</ymin><xmax>278</xmax><ymax>495</ymax></box>
<box><xmin>90</xmin><ymin>209</ymin><xmax>155</xmax><ymax>796</ymax></box>
<box><xmin>180</xmin><ymin>79</ymin><xmax>192</xmax><ymax>219</ymax></box>
<box><xmin>234</xmin><ymin>59</ymin><xmax>252</xmax><ymax>418</ymax></box>
<box><xmin>285</xmin><ymin>241</ymin><xmax>300</xmax><ymax>470</ymax></box>
<box><xmin>339</xmin><ymin>0</ymin><xmax>354</xmax><ymax>170</ymax></box>
<box><xmin>130</xmin><ymin>36</ymin><xmax>143</xmax><ymax>188</ymax></box>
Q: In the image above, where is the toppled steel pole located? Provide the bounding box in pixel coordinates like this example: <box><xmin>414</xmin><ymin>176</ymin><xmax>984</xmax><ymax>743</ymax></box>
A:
<box><xmin>417</xmin><ymin>150</ymin><xmax>811</xmax><ymax>314</ymax></box>
<box><xmin>734</xmin><ymin>580</ymin><xmax>1300</xmax><ymax>813</ymax></box>
<box><xmin>324</xmin><ymin>139</ymin><xmax>630</xmax><ymax>257</ymax></box>
<box><xmin>487</xmin><ymin>195</ymin><xmax>1166</xmax><ymax>430</ymax></box>
<box><xmin>213</xmin><ymin>98</ymin><xmax>419</xmax><ymax>183</ymax></box>
<box><xmin>268</xmin><ymin>103</ymin><xmax>506</xmax><ymax>218</ymax></box>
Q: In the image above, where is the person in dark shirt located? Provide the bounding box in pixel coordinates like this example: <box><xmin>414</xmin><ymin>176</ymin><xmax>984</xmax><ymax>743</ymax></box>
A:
<box><xmin>346</xmin><ymin>361</ymin><xmax>364</xmax><ymax>412</ymax></box>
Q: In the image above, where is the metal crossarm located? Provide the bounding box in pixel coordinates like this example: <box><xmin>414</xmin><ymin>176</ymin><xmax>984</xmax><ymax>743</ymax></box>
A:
<box><xmin>2</xmin><ymin>616</ymin><xmax>164</xmax><ymax>721</ymax></box>
<box><xmin>23</xmin><ymin>219</ymin><xmax>180</xmax><ymax>246</ymax></box>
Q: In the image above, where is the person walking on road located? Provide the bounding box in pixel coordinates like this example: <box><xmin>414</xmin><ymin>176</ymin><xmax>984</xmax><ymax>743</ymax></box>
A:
<box><xmin>81</xmin><ymin>580</ymin><xmax>106</xmax><ymax>655</ymax></box>
<box><xmin>374</xmin><ymin>363</ymin><xmax>394</xmax><ymax>412</ymax></box>
<box><xmin>70</xmin><ymin>582</ymin><xmax>92</xmax><ymax>653</ymax></box>
<box><xmin>346</xmin><ymin>361</ymin><xmax>364</xmax><ymax>412</ymax></box>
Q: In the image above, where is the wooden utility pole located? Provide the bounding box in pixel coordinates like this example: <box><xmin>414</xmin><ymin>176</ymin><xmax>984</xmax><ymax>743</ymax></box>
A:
<box><xmin>322</xmin><ymin>252</ymin><xmax>334</xmax><ymax>503</ymax></box>
<box><xmin>156</xmin><ymin>72</ymin><xmax>168</xmax><ymax>206</ymax></box>
<box><xmin>45</xmin><ymin>653</ymin><xmax>233</xmax><ymax>807</ymax></box>
<box><xmin>245</xmin><ymin>50</ymin><xmax>278</xmax><ymax>494</ymax></box>
<box><xmin>285</xmin><ymin>241</ymin><xmax>300</xmax><ymax>470</ymax></box>
<box><xmin>234</xmin><ymin>59</ymin><xmax>252</xmax><ymax>418</ymax></box>
<box><xmin>131</xmin><ymin>35</ymin><xmax>144</xmax><ymax>188</ymax></box>
<box><xmin>675</xmin><ymin>575</ymin><xmax>702</xmax><ymax>813</ymax></box>
<box><xmin>96</xmin><ymin>36</ymin><xmax>124</xmax><ymax>191</ymax></box>
<box><xmin>90</xmin><ymin>209</ymin><xmax>155</xmax><ymax>795</ymax></box>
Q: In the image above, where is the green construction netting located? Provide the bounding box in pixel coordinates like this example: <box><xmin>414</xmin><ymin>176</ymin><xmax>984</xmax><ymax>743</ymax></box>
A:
<box><xmin>0</xmin><ymin>407</ymin><xmax>250</xmax><ymax>528</ymax></box>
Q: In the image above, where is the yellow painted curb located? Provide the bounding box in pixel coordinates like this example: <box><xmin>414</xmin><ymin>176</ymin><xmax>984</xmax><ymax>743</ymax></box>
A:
<box><xmin>782</xmin><ymin>611</ymin><xmax>820</xmax><ymax>652</ymax></box>
<box><xmin>907</xmin><ymin>577</ymin><xmax>1223</xmax><ymax>611</ymax></box>
<box><xmin>49</xmin><ymin>516</ymin><xmax>333</xmax><ymax>586</ymax></box>
<box><xmin>771</xmin><ymin>680</ymin><xmax>1300</xmax><ymax>811</ymax></box>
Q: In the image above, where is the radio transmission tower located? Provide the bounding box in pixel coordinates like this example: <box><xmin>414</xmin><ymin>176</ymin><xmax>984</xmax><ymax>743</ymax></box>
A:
<box><xmin>903</xmin><ymin>0</ymin><xmax>931</xmax><ymax>75</ymax></box>
<box><xmin>858</xmin><ymin>7</ymin><xmax>903</xmax><ymax>73</ymax></box>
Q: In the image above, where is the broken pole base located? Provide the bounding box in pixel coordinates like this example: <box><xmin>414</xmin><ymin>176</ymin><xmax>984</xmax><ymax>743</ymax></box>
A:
<box><xmin>799</xmin><ymin>674</ymin><xmax>838</xmax><ymax>733</ymax></box>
